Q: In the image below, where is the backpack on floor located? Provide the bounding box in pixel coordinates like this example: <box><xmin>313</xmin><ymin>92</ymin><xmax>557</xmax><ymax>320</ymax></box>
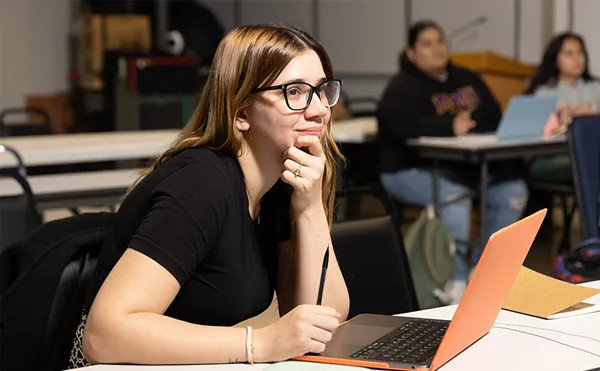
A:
<box><xmin>554</xmin><ymin>238</ymin><xmax>600</xmax><ymax>283</ymax></box>
<box><xmin>404</xmin><ymin>204</ymin><xmax>457</xmax><ymax>309</ymax></box>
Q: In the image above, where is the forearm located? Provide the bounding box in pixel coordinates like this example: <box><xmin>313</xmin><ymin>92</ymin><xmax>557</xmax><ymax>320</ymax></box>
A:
<box><xmin>84</xmin><ymin>312</ymin><xmax>249</xmax><ymax>365</ymax></box>
<box><xmin>278</xmin><ymin>205</ymin><xmax>349</xmax><ymax>319</ymax></box>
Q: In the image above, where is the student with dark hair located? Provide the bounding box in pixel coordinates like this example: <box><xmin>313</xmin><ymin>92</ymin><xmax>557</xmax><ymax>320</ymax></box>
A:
<box><xmin>527</xmin><ymin>32</ymin><xmax>600</xmax><ymax>183</ymax></box>
<box><xmin>377</xmin><ymin>20</ymin><xmax>528</xmax><ymax>304</ymax></box>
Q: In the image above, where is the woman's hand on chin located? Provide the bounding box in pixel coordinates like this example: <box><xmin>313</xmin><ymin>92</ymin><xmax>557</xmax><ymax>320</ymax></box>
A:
<box><xmin>281</xmin><ymin>135</ymin><xmax>326</xmax><ymax>215</ymax></box>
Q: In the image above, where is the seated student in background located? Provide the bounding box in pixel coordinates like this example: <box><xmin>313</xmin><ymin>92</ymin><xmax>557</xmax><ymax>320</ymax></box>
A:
<box><xmin>377</xmin><ymin>20</ymin><xmax>528</xmax><ymax>304</ymax></box>
<box><xmin>526</xmin><ymin>32</ymin><xmax>600</xmax><ymax>183</ymax></box>
<box><xmin>68</xmin><ymin>24</ymin><xmax>349</xmax><ymax>368</ymax></box>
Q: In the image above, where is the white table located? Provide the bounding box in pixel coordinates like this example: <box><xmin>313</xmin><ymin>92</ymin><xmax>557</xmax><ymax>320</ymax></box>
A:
<box><xmin>0</xmin><ymin>118</ymin><xmax>378</xmax><ymax>169</ymax></box>
<box><xmin>332</xmin><ymin>117</ymin><xmax>377</xmax><ymax>144</ymax></box>
<box><xmin>413</xmin><ymin>134</ymin><xmax>565</xmax><ymax>148</ymax></box>
<box><xmin>72</xmin><ymin>281</ymin><xmax>600</xmax><ymax>371</ymax></box>
<box><xmin>0</xmin><ymin>130</ymin><xmax>178</xmax><ymax>168</ymax></box>
<box><xmin>0</xmin><ymin>119</ymin><xmax>377</xmax><ymax>211</ymax></box>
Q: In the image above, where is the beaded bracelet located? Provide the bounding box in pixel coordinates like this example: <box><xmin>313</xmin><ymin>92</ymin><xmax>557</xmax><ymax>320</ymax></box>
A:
<box><xmin>246</xmin><ymin>326</ymin><xmax>255</xmax><ymax>364</ymax></box>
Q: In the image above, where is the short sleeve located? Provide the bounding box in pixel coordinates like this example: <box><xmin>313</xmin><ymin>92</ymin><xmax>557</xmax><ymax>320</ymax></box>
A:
<box><xmin>128</xmin><ymin>164</ymin><xmax>229</xmax><ymax>286</ymax></box>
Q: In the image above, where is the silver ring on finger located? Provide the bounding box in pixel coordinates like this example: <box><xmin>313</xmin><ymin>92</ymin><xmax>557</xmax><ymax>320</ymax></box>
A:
<box><xmin>294</xmin><ymin>162</ymin><xmax>304</xmax><ymax>178</ymax></box>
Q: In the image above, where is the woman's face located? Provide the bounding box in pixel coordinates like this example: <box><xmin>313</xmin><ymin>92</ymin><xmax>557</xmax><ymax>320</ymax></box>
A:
<box><xmin>557</xmin><ymin>38</ymin><xmax>586</xmax><ymax>79</ymax></box>
<box><xmin>409</xmin><ymin>27</ymin><xmax>449</xmax><ymax>73</ymax></box>
<box><xmin>241</xmin><ymin>50</ymin><xmax>331</xmax><ymax>154</ymax></box>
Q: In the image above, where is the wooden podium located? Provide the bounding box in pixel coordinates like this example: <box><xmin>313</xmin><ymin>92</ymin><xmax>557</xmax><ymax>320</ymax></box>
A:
<box><xmin>450</xmin><ymin>50</ymin><xmax>536</xmax><ymax>111</ymax></box>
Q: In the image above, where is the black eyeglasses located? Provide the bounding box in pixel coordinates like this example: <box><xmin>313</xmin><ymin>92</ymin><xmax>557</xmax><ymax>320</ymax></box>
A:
<box><xmin>252</xmin><ymin>79</ymin><xmax>342</xmax><ymax>111</ymax></box>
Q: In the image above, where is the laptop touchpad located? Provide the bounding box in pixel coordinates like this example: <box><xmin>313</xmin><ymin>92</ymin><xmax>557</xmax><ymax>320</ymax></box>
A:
<box><xmin>340</xmin><ymin>324</ymin><xmax>394</xmax><ymax>346</ymax></box>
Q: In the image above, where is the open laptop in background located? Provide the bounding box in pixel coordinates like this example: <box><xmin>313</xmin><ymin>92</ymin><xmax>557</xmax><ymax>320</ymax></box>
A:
<box><xmin>456</xmin><ymin>95</ymin><xmax>558</xmax><ymax>143</ymax></box>
<box><xmin>295</xmin><ymin>209</ymin><xmax>547</xmax><ymax>371</ymax></box>
<box><xmin>496</xmin><ymin>95</ymin><xmax>558</xmax><ymax>139</ymax></box>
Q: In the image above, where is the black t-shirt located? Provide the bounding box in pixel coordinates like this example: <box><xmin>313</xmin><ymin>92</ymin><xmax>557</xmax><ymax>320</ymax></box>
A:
<box><xmin>87</xmin><ymin>147</ymin><xmax>292</xmax><ymax>326</ymax></box>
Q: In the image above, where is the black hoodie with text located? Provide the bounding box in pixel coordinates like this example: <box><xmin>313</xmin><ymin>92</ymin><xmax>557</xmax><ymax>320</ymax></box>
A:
<box><xmin>377</xmin><ymin>58</ymin><xmax>502</xmax><ymax>174</ymax></box>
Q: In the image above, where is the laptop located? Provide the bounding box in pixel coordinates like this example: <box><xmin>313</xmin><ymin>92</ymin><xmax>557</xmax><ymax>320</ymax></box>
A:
<box><xmin>295</xmin><ymin>209</ymin><xmax>547</xmax><ymax>371</ymax></box>
<box><xmin>460</xmin><ymin>95</ymin><xmax>558</xmax><ymax>143</ymax></box>
<box><xmin>496</xmin><ymin>95</ymin><xmax>558</xmax><ymax>139</ymax></box>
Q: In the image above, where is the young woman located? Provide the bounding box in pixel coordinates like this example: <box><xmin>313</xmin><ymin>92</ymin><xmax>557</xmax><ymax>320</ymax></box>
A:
<box><xmin>68</xmin><ymin>24</ymin><xmax>349</xmax><ymax>368</ymax></box>
<box><xmin>526</xmin><ymin>32</ymin><xmax>600</xmax><ymax>183</ymax></box>
<box><xmin>377</xmin><ymin>20</ymin><xmax>528</xmax><ymax>304</ymax></box>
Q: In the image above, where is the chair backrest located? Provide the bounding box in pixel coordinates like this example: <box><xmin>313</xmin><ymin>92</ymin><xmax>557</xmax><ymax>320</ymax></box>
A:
<box><xmin>335</xmin><ymin>181</ymin><xmax>401</xmax><ymax>224</ymax></box>
<box><xmin>0</xmin><ymin>107</ymin><xmax>52</xmax><ymax>137</ymax></box>
<box><xmin>568</xmin><ymin>115</ymin><xmax>600</xmax><ymax>238</ymax></box>
<box><xmin>0</xmin><ymin>212</ymin><xmax>115</xmax><ymax>371</ymax></box>
<box><xmin>39</xmin><ymin>239</ymin><xmax>101</xmax><ymax>371</ymax></box>
<box><xmin>0</xmin><ymin>146</ymin><xmax>42</xmax><ymax>252</ymax></box>
<box><xmin>332</xmin><ymin>215</ymin><xmax>419</xmax><ymax>319</ymax></box>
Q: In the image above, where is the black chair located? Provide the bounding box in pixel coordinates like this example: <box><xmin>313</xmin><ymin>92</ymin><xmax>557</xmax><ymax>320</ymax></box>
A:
<box><xmin>0</xmin><ymin>145</ymin><xmax>42</xmax><ymax>252</ymax></box>
<box><xmin>0</xmin><ymin>212</ymin><xmax>115</xmax><ymax>371</ymax></box>
<box><xmin>333</xmin><ymin>187</ymin><xmax>418</xmax><ymax>317</ymax></box>
<box><xmin>528</xmin><ymin>181</ymin><xmax>577</xmax><ymax>251</ymax></box>
<box><xmin>569</xmin><ymin>115</ymin><xmax>600</xmax><ymax>239</ymax></box>
<box><xmin>332</xmin><ymin>214</ymin><xmax>419</xmax><ymax>319</ymax></box>
<box><xmin>335</xmin><ymin>178</ymin><xmax>404</xmax><ymax>222</ymax></box>
<box><xmin>0</xmin><ymin>107</ymin><xmax>52</xmax><ymax>138</ymax></box>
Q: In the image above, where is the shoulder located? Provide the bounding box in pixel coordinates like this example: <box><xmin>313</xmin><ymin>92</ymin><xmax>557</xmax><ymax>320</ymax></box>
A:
<box><xmin>450</xmin><ymin>65</ymin><xmax>484</xmax><ymax>83</ymax></box>
<box><xmin>584</xmin><ymin>80</ymin><xmax>600</xmax><ymax>102</ymax></box>
<box><xmin>449</xmin><ymin>66</ymin><xmax>493</xmax><ymax>94</ymax></box>
<box><xmin>159</xmin><ymin>147</ymin><xmax>238</xmax><ymax>182</ymax></box>
<box><xmin>381</xmin><ymin>72</ymin><xmax>419</xmax><ymax>100</ymax></box>
<box><xmin>153</xmin><ymin>147</ymin><xmax>241</xmax><ymax>203</ymax></box>
<box><xmin>532</xmin><ymin>83</ymin><xmax>558</xmax><ymax>96</ymax></box>
<box><xmin>394</xmin><ymin>71</ymin><xmax>421</xmax><ymax>89</ymax></box>
<box><xmin>584</xmin><ymin>79</ymin><xmax>600</xmax><ymax>90</ymax></box>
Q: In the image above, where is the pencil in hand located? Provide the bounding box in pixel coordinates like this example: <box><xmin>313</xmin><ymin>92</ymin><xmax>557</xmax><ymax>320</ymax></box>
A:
<box><xmin>316</xmin><ymin>246</ymin><xmax>330</xmax><ymax>306</ymax></box>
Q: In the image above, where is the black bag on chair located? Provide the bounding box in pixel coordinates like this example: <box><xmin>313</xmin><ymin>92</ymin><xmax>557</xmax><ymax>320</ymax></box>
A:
<box><xmin>0</xmin><ymin>212</ymin><xmax>115</xmax><ymax>371</ymax></box>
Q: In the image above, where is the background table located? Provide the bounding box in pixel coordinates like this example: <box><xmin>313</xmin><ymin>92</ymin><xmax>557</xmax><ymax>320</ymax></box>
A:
<box><xmin>0</xmin><ymin>130</ymin><xmax>178</xmax><ymax>168</ymax></box>
<box><xmin>0</xmin><ymin>119</ymin><xmax>377</xmax><ymax>210</ymax></box>
<box><xmin>407</xmin><ymin>135</ymin><xmax>568</xmax><ymax>246</ymax></box>
<box><xmin>0</xmin><ymin>118</ymin><xmax>378</xmax><ymax>169</ymax></box>
<box><xmin>331</xmin><ymin>117</ymin><xmax>377</xmax><ymax>144</ymax></box>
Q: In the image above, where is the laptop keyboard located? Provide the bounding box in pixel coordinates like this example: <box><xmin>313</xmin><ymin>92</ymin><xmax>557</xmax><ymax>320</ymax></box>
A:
<box><xmin>350</xmin><ymin>319</ymin><xmax>449</xmax><ymax>364</ymax></box>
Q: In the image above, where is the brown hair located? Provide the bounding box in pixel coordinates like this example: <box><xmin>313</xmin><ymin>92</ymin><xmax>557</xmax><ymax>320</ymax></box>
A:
<box><xmin>133</xmin><ymin>24</ymin><xmax>343</xmax><ymax>225</ymax></box>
